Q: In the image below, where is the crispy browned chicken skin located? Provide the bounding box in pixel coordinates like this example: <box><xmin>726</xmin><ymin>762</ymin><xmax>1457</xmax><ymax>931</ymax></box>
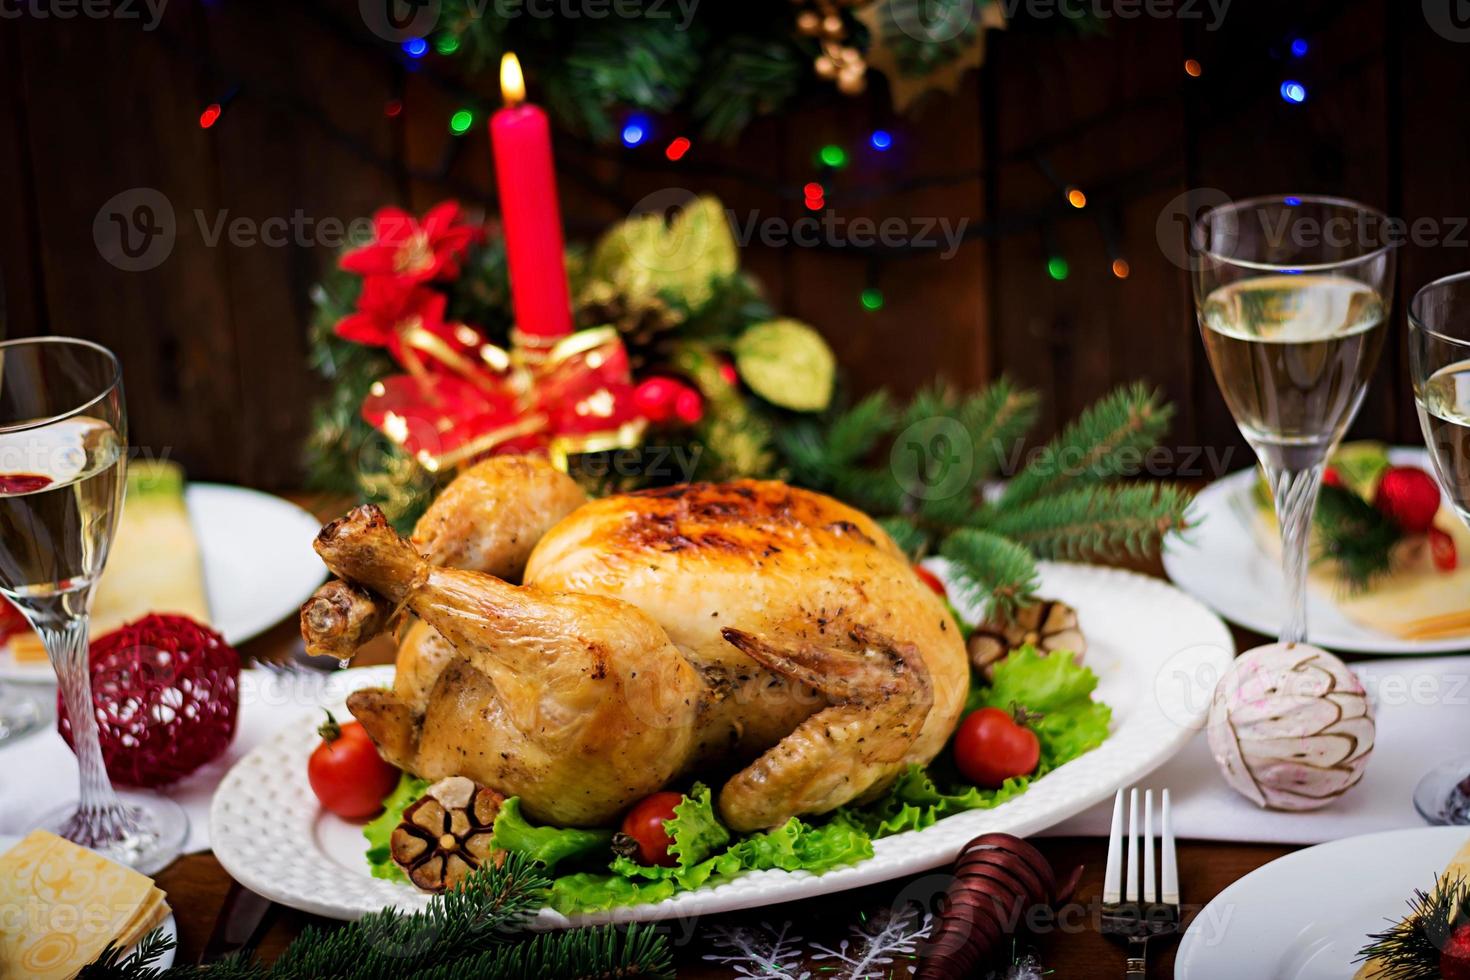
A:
<box><xmin>306</xmin><ymin>456</ymin><xmax>968</xmax><ymax>831</ymax></box>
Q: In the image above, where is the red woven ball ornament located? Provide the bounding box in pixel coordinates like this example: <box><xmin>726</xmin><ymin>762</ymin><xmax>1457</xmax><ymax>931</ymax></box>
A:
<box><xmin>57</xmin><ymin>613</ymin><xmax>240</xmax><ymax>787</ymax></box>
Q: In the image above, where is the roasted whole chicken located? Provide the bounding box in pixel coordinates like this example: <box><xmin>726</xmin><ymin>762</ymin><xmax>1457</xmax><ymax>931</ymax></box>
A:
<box><xmin>303</xmin><ymin>456</ymin><xmax>969</xmax><ymax>832</ymax></box>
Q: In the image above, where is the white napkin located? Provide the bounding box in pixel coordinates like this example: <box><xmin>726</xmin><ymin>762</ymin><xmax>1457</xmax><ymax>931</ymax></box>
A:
<box><xmin>0</xmin><ymin>668</ymin><xmax>334</xmax><ymax>853</ymax></box>
<box><xmin>1044</xmin><ymin>655</ymin><xmax>1470</xmax><ymax>844</ymax></box>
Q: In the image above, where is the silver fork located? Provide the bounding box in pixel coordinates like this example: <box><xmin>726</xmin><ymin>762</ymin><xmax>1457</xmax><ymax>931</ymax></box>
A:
<box><xmin>1101</xmin><ymin>787</ymin><xmax>1182</xmax><ymax>979</ymax></box>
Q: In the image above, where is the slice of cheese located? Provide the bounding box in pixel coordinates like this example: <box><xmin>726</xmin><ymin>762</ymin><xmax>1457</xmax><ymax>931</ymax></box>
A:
<box><xmin>0</xmin><ymin>830</ymin><xmax>169</xmax><ymax>980</ymax></box>
<box><xmin>9</xmin><ymin>460</ymin><xmax>210</xmax><ymax>664</ymax></box>
<box><xmin>1355</xmin><ymin>837</ymin><xmax>1470</xmax><ymax>978</ymax></box>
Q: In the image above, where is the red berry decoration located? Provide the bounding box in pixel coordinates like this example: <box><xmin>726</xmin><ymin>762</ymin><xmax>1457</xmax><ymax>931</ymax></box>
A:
<box><xmin>672</xmin><ymin>386</ymin><xmax>704</xmax><ymax>425</ymax></box>
<box><xmin>632</xmin><ymin>377</ymin><xmax>678</xmax><ymax>424</ymax></box>
<box><xmin>57</xmin><ymin>614</ymin><xmax>240</xmax><ymax>788</ymax></box>
<box><xmin>1375</xmin><ymin>466</ymin><xmax>1442</xmax><ymax>534</ymax></box>
<box><xmin>1432</xmin><ymin>527</ymin><xmax>1459</xmax><ymax>572</ymax></box>
<box><xmin>1442</xmin><ymin>922</ymin><xmax>1470</xmax><ymax>980</ymax></box>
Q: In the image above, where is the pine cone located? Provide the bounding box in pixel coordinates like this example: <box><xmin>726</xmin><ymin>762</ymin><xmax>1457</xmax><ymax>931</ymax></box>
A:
<box><xmin>577</xmin><ymin>281</ymin><xmax>683</xmax><ymax>369</ymax></box>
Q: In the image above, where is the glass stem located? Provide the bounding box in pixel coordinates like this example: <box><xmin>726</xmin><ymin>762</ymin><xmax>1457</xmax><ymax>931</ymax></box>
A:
<box><xmin>28</xmin><ymin>593</ymin><xmax>138</xmax><ymax>845</ymax></box>
<box><xmin>1265</xmin><ymin>462</ymin><xmax>1326</xmax><ymax>645</ymax></box>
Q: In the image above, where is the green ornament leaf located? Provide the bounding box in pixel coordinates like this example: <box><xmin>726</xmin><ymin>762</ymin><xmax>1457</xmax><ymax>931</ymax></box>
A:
<box><xmin>733</xmin><ymin>319</ymin><xmax>835</xmax><ymax>412</ymax></box>
<box><xmin>589</xmin><ymin>195</ymin><xmax>736</xmax><ymax>311</ymax></box>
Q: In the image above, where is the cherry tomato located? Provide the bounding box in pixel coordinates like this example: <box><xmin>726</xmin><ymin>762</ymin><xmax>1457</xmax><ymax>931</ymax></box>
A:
<box><xmin>913</xmin><ymin>565</ymin><xmax>947</xmax><ymax>598</ymax></box>
<box><xmin>953</xmin><ymin>707</ymin><xmax>1040</xmax><ymax>789</ymax></box>
<box><xmin>1432</xmin><ymin>527</ymin><xmax>1459</xmax><ymax>572</ymax></box>
<box><xmin>1321</xmin><ymin>467</ymin><xmax>1343</xmax><ymax>489</ymax></box>
<box><xmin>620</xmin><ymin>792</ymin><xmax>684</xmax><ymax>867</ymax></box>
<box><xmin>308</xmin><ymin>712</ymin><xmax>400</xmax><ymax>820</ymax></box>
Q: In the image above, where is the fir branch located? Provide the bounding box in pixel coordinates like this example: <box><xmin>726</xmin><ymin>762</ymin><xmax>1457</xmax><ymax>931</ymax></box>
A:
<box><xmin>1356</xmin><ymin>874</ymin><xmax>1470</xmax><ymax>979</ymax></box>
<box><xmin>956</xmin><ymin>378</ymin><xmax>1039</xmax><ymax>481</ymax></box>
<box><xmin>998</xmin><ymin>384</ymin><xmax>1174</xmax><ymax>507</ymax></box>
<box><xmin>1313</xmin><ymin>483</ymin><xmax>1400</xmax><ymax>590</ymax></box>
<box><xmin>692</xmin><ymin>35</ymin><xmax>805</xmax><ymax>142</ymax></box>
<box><xmin>84</xmin><ymin>857</ymin><xmax>673</xmax><ymax>980</ymax></box>
<box><xmin>411</xmin><ymin>922</ymin><xmax>674</xmax><ymax>980</ymax></box>
<box><xmin>826</xmin><ymin>391</ymin><xmax>899</xmax><ymax>465</ymax></box>
<box><xmin>79</xmin><ymin>930</ymin><xmax>178</xmax><ymax>980</ymax></box>
<box><xmin>939</xmin><ymin>528</ymin><xmax>1040</xmax><ymax>619</ymax></box>
<box><xmin>878</xmin><ymin>515</ymin><xmax>932</xmax><ymax>558</ymax></box>
<box><xmin>980</xmin><ymin>484</ymin><xmax>1193</xmax><ymax>561</ymax></box>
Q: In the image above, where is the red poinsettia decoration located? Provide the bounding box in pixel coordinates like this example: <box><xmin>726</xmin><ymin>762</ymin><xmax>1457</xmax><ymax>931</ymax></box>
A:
<box><xmin>340</xmin><ymin>201</ymin><xmax>481</xmax><ymax>283</ymax></box>
<box><xmin>334</xmin><ymin>278</ymin><xmax>472</xmax><ymax>370</ymax></box>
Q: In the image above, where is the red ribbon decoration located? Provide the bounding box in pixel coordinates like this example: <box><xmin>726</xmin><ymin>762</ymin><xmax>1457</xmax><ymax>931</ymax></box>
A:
<box><xmin>360</xmin><ymin>326</ymin><xmax>646</xmax><ymax>473</ymax></box>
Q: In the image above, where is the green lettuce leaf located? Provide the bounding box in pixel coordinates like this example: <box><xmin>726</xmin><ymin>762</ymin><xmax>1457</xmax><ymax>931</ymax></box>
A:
<box><xmin>363</xmin><ymin>774</ymin><xmax>428</xmax><ymax>883</ymax></box>
<box><xmin>663</xmin><ymin>783</ymin><xmax>730</xmax><ymax>867</ymax></box>
<box><xmin>846</xmin><ymin>645</ymin><xmax>1110</xmax><ymax>837</ymax></box>
<box><xmin>491</xmin><ymin>797</ymin><xmax>614</xmax><ymax>874</ymax></box>
<box><xmin>546</xmin><ymin>785</ymin><xmax>873</xmax><ymax>915</ymax></box>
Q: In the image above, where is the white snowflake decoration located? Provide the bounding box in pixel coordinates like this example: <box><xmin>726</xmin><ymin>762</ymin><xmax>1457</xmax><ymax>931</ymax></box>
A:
<box><xmin>810</xmin><ymin>906</ymin><xmax>933</xmax><ymax>978</ymax></box>
<box><xmin>704</xmin><ymin>906</ymin><xmax>932</xmax><ymax>979</ymax></box>
<box><xmin>704</xmin><ymin>920</ymin><xmax>812</xmax><ymax>979</ymax></box>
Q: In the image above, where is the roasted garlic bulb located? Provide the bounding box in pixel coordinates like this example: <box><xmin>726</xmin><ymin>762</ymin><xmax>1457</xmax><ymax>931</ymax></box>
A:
<box><xmin>967</xmin><ymin>599</ymin><xmax>1085</xmax><ymax>678</ymax></box>
<box><xmin>390</xmin><ymin>776</ymin><xmax>505</xmax><ymax>893</ymax></box>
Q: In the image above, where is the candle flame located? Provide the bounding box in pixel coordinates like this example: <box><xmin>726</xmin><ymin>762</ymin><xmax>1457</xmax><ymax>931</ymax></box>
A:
<box><xmin>500</xmin><ymin>52</ymin><xmax>525</xmax><ymax>106</ymax></box>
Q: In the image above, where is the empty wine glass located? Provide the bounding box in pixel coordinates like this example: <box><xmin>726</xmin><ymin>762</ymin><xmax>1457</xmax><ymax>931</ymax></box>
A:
<box><xmin>1192</xmin><ymin>196</ymin><xmax>1397</xmax><ymax>643</ymax></box>
<box><xmin>0</xmin><ymin>337</ymin><xmax>186</xmax><ymax>871</ymax></box>
<box><xmin>1408</xmin><ymin>273</ymin><xmax>1470</xmax><ymax>825</ymax></box>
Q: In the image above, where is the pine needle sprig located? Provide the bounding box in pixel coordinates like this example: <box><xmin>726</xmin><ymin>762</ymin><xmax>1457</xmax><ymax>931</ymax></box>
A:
<box><xmin>957</xmin><ymin>378</ymin><xmax>1040</xmax><ymax>482</ymax></box>
<box><xmin>981</xmin><ymin>484</ymin><xmax>1194</xmax><ymax>561</ymax></box>
<box><xmin>826</xmin><ymin>391</ymin><xmax>899</xmax><ymax>465</ymax></box>
<box><xmin>878</xmin><ymin>515</ymin><xmax>932</xmax><ymax>558</ymax></box>
<box><xmin>1313</xmin><ymin>484</ymin><xmax>1401</xmax><ymax>590</ymax></box>
<box><xmin>998</xmin><ymin>383</ymin><xmax>1174</xmax><ymax>506</ymax></box>
<box><xmin>940</xmin><ymin>529</ymin><xmax>1040</xmax><ymax>620</ymax></box>
<box><xmin>82</xmin><ymin>855</ymin><xmax>673</xmax><ymax>980</ymax></box>
<box><xmin>1356</xmin><ymin>874</ymin><xmax>1470</xmax><ymax>979</ymax></box>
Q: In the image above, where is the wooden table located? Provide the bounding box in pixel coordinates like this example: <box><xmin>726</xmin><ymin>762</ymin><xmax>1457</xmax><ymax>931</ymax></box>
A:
<box><xmin>156</xmin><ymin>492</ymin><xmax>1297</xmax><ymax>978</ymax></box>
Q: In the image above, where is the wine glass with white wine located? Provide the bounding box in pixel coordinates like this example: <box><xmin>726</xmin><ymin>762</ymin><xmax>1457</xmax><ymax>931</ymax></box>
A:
<box><xmin>0</xmin><ymin>337</ymin><xmax>187</xmax><ymax>871</ymax></box>
<box><xmin>1193</xmin><ymin>195</ymin><xmax>1397</xmax><ymax>643</ymax></box>
<box><xmin>1409</xmin><ymin>273</ymin><xmax>1470</xmax><ymax>825</ymax></box>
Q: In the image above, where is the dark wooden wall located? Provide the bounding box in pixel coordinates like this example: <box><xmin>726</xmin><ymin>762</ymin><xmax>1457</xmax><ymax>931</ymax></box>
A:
<box><xmin>2</xmin><ymin>0</ymin><xmax>1467</xmax><ymax>489</ymax></box>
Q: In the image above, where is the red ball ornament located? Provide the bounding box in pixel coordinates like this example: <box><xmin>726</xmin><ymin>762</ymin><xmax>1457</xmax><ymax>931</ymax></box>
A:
<box><xmin>58</xmin><ymin>614</ymin><xmax>240</xmax><ymax>788</ymax></box>
<box><xmin>1375</xmin><ymin>466</ymin><xmax>1442</xmax><ymax>534</ymax></box>
<box><xmin>672</xmin><ymin>386</ymin><xmax>704</xmax><ymax>425</ymax></box>
<box><xmin>718</xmin><ymin>358</ymin><xmax>739</xmax><ymax>387</ymax></box>
<box><xmin>633</xmin><ymin>377</ymin><xmax>678</xmax><ymax>424</ymax></box>
<box><xmin>1442</xmin><ymin>922</ymin><xmax>1470</xmax><ymax>980</ymax></box>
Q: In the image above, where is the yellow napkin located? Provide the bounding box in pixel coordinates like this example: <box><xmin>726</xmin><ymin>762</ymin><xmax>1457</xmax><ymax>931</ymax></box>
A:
<box><xmin>0</xmin><ymin>830</ymin><xmax>169</xmax><ymax>979</ymax></box>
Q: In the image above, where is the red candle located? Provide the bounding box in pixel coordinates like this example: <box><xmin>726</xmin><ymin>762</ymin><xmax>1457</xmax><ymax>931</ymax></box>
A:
<box><xmin>489</xmin><ymin>53</ymin><xmax>572</xmax><ymax>339</ymax></box>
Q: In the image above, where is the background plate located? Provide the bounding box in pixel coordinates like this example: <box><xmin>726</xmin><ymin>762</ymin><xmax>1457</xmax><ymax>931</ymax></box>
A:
<box><xmin>0</xmin><ymin>483</ymin><xmax>325</xmax><ymax>682</ymax></box>
<box><xmin>1162</xmin><ymin>447</ymin><xmax>1470</xmax><ymax>654</ymax></box>
<box><xmin>212</xmin><ymin>562</ymin><xmax>1234</xmax><ymax>927</ymax></box>
<box><xmin>1175</xmin><ymin>826</ymin><xmax>1469</xmax><ymax>979</ymax></box>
